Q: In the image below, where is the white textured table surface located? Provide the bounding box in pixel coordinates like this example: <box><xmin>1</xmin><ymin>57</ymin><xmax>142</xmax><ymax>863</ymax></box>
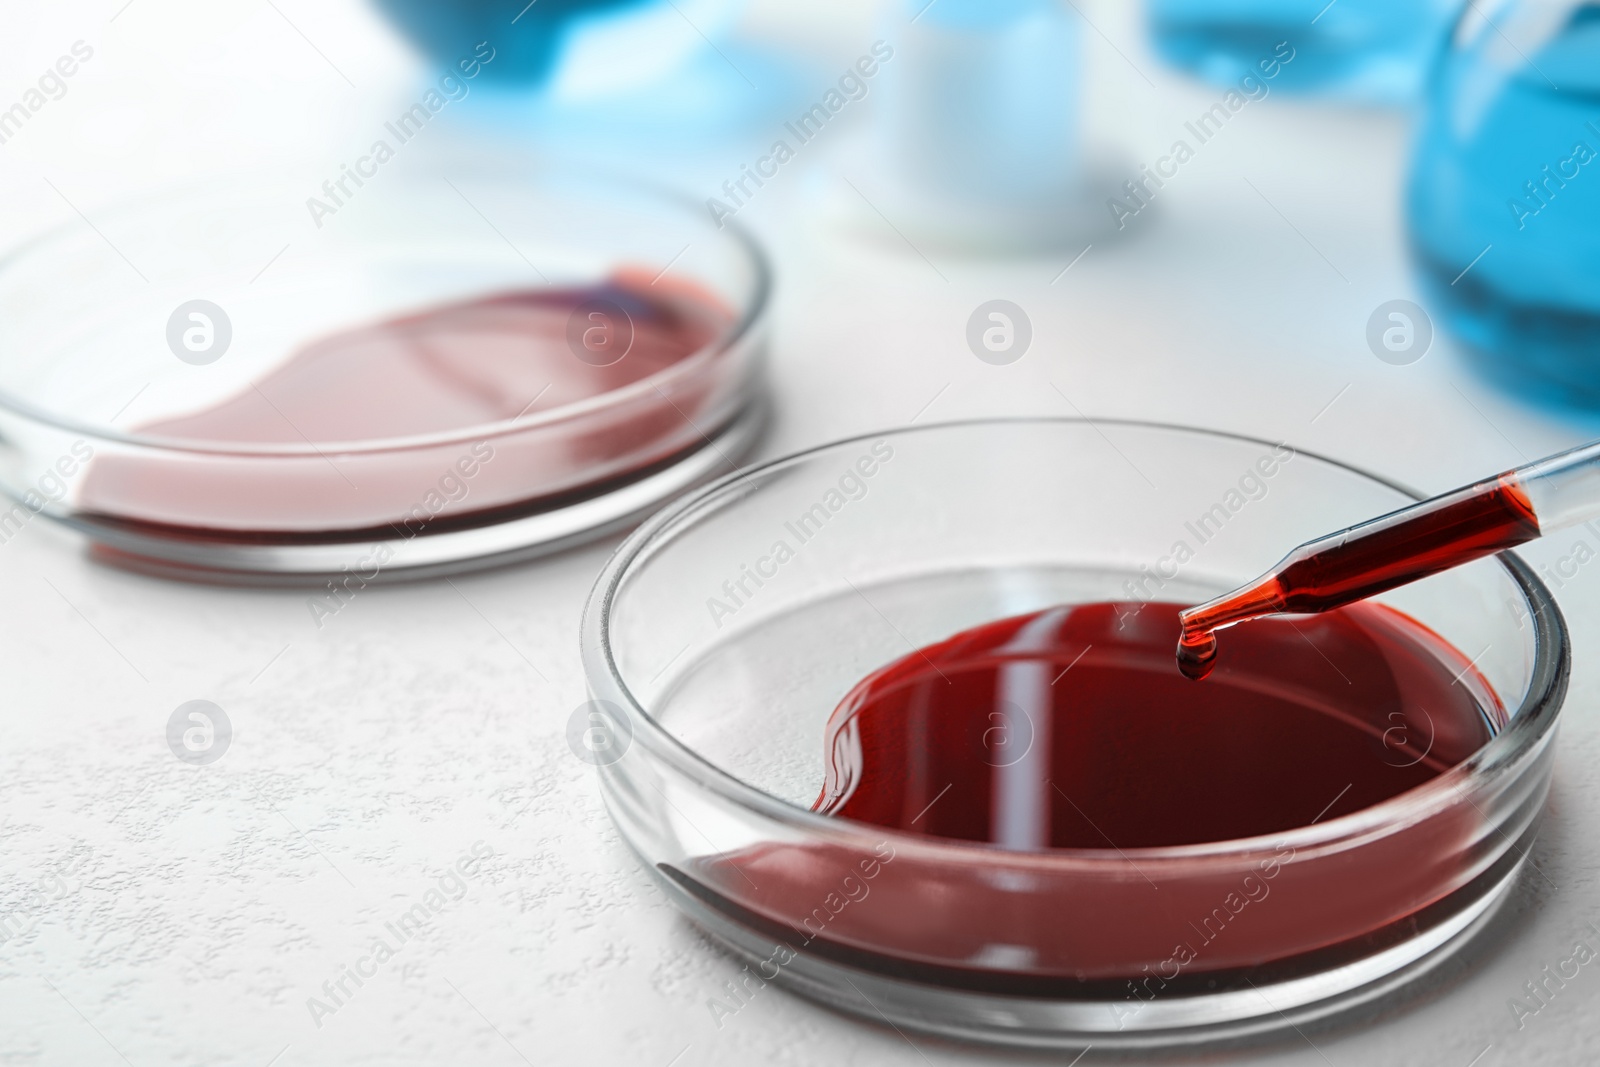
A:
<box><xmin>2</xmin><ymin>2</ymin><xmax>1599</xmax><ymax>1065</ymax></box>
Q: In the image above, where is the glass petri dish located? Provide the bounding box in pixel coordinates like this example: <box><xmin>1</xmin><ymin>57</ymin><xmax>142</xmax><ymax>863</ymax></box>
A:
<box><xmin>0</xmin><ymin>168</ymin><xmax>768</xmax><ymax>581</ymax></box>
<box><xmin>581</xmin><ymin>419</ymin><xmax>1568</xmax><ymax>1049</ymax></box>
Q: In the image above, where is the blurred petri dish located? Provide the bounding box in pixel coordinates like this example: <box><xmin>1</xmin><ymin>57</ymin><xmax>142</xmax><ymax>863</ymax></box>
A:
<box><xmin>0</xmin><ymin>168</ymin><xmax>769</xmax><ymax>581</ymax></box>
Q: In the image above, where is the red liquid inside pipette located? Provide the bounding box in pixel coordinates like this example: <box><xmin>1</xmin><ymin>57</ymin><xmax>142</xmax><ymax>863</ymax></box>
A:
<box><xmin>1177</xmin><ymin>476</ymin><xmax>1540</xmax><ymax>680</ymax></box>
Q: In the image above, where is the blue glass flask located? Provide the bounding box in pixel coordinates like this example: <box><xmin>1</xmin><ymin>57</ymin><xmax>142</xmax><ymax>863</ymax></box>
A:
<box><xmin>1147</xmin><ymin>0</ymin><xmax>1462</xmax><ymax>101</ymax></box>
<box><xmin>373</xmin><ymin>0</ymin><xmax>653</xmax><ymax>86</ymax></box>
<box><xmin>1406</xmin><ymin>1</ymin><xmax>1600</xmax><ymax>408</ymax></box>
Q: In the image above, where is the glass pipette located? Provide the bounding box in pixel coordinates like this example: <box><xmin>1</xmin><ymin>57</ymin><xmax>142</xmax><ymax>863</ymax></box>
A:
<box><xmin>1178</xmin><ymin>438</ymin><xmax>1600</xmax><ymax>679</ymax></box>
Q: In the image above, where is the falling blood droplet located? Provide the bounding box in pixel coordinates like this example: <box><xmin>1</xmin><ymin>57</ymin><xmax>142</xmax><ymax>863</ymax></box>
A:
<box><xmin>1176</xmin><ymin>631</ymin><xmax>1218</xmax><ymax>681</ymax></box>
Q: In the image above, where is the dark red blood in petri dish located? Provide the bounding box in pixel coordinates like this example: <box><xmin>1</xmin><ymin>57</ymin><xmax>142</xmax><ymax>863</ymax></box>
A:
<box><xmin>675</xmin><ymin>600</ymin><xmax>1508</xmax><ymax>982</ymax></box>
<box><xmin>1180</xmin><ymin>476</ymin><xmax>1539</xmax><ymax>679</ymax></box>
<box><xmin>81</xmin><ymin>273</ymin><xmax>734</xmax><ymax>532</ymax></box>
<box><xmin>816</xmin><ymin>601</ymin><xmax>1496</xmax><ymax>848</ymax></box>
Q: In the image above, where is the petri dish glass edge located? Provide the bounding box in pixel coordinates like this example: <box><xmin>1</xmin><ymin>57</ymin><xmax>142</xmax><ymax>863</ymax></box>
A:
<box><xmin>579</xmin><ymin>416</ymin><xmax>1571</xmax><ymax>868</ymax></box>
<box><xmin>0</xmin><ymin>167</ymin><xmax>773</xmax><ymax>458</ymax></box>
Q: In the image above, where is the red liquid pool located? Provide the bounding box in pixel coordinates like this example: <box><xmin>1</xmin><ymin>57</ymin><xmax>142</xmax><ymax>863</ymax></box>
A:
<box><xmin>818</xmin><ymin>601</ymin><xmax>1497</xmax><ymax>848</ymax></box>
<box><xmin>82</xmin><ymin>273</ymin><xmax>736</xmax><ymax>533</ymax></box>
<box><xmin>675</xmin><ymin>600</ymin><xmax>1512</xmax><ymax>986</ymax></box>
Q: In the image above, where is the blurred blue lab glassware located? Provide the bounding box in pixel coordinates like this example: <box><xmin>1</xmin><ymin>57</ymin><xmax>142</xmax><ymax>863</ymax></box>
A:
<box><xmin>1406</xmin><ymin>1</ymin><xmax>1600</xmax><ymax>408</ymax></box>
<box><xmin>1147</xmin><ymin>0</ymin><xmax>1463</xmax><ymax>102</ymax></box>
<box><xmin>878</xmin><ymin>0</ymin><xmax>1087</xmax><ymax>248</ymax></box>
<box><xmin>370</xmin><ymin>0</ymin><xmax>806</xmax><ymax>181</ymax></box>
<box><xmin>373</xmin><ymin>0</ymin><xmax>653</xmax><ymax>86</ymax></box>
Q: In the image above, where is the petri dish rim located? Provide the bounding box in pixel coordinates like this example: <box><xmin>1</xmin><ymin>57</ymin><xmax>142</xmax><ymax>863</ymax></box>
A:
<box><xmin>0</xmin><ymin>168</ymin><xmax>772</xmax><ymax>457</ymax></box>
<box><xmin>582</xmin><ymin>416</ymin><xmax>1570</xmax><ymax>866</ymax></box>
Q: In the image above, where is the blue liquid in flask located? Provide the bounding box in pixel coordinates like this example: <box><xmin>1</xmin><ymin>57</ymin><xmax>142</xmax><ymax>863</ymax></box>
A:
<box><xmin>1147</xmin><ymin>0</ymin><xmax>1460</xmax><ymax>101</ymax></box>
<box><xmin>374</xmin><ymin>0</ymin><xmax>654</xmax><ymax>86</ymax></box>
<box><xmin>1406</xmin><ymin>2</ymin><xmax>1600</xmax><ymax>410</ymax></box>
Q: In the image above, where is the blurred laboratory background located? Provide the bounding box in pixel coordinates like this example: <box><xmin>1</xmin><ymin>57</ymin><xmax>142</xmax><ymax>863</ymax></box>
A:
<box><xmin>4</xmin><ymin>0</ymin><xmax>1597</xmax><ymax>456</ymax></box>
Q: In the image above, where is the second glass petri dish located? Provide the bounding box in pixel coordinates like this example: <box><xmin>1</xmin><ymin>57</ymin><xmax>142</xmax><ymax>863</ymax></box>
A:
<box><xmin>582</xmin><ymin>419</ymin><xmax>1568</xmax><ymax>1048</ymax></box>
<box><xmin>0</xmin><ymin>167</ymin><xmax>768</xmax><ymax>580</ymax></box>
